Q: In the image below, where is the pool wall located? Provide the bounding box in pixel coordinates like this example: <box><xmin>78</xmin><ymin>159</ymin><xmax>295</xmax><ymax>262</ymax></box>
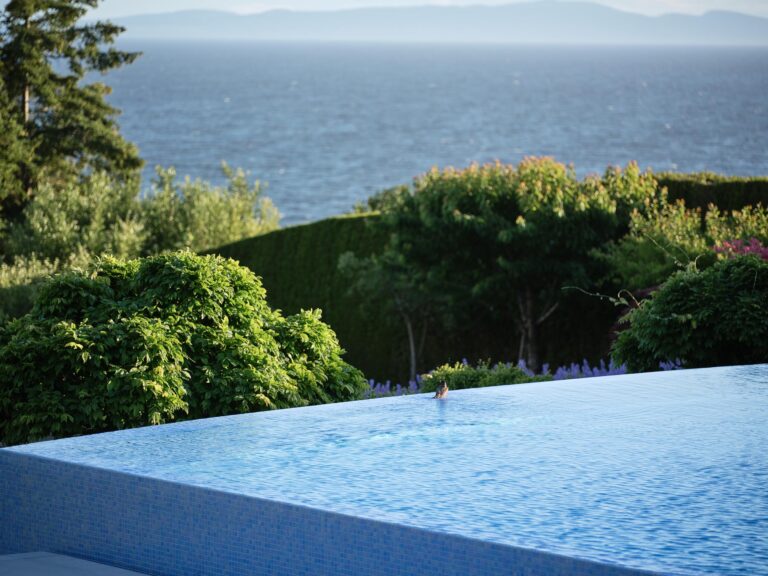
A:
<box><xmin>0</xmin><ymin>449</ymin><xmax>662</xmax><ymax>576</ymax></box>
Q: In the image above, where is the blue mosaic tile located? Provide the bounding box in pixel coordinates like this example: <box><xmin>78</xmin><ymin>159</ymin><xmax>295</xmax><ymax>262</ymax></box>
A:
<box><xmin>1</xmin><ymin>451</ymin><xmax>662</xmax><ymax>575</ymax></box>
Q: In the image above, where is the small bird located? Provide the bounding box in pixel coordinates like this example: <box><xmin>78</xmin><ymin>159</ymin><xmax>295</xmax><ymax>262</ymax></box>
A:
<box><xmin>434</xmin><ymin>381</ymin><xmax>448</xmax><ymax>399</ymax></box>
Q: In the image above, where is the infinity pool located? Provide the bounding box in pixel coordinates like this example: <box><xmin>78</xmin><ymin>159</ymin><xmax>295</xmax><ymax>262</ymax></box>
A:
<box><xmin>2</xmin><ymin>365</ymin><xmax>767</xmax><ymax>575</ymax></box>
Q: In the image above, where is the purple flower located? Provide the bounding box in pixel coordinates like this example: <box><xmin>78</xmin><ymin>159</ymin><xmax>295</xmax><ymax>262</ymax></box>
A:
<box><xmin>659</xmin><ymin>359</ymin><xmax>684</xmax><ymax>371</ymax></box>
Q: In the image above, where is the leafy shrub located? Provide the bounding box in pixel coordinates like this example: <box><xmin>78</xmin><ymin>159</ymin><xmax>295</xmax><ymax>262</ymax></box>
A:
<box><xmin>274</xmin><ymin>309</ymin><xmax>370</xmax><ymax>405</ymax></box>
<box><xmin>0</xmin><ymin>252</ymin><xmax>366</xmax><ymax>445</ymax></box>
<box><xmin>421</xmin><ymin>360</ymin><xmax>551</xmax><ymax>393</ymax></box>
<box><xmin>0</xmin><ymin>167</ymin><xmax>280</xmax><ymax>321</ymax></box>
<box><xmin>3</xmin><ymin>172</ymin><xmax>144</xmax><ymax>262</ymax></box>
<box><xmin>0</xmin><ymin>256</ymin><xmax>59</xmax><ymax>322</ymax></box>
<box><xmin>714</xmin><ymin>238</ymin><xmax>768</xmax><ymax>261</ymax></box>
<box><xmin>612</xmin><ymin>256</ymin><xmax>768</xmax><ymax>372</ymax></box>
<box><xmin>140</xmin><ymin>165</ymin><xmax>279</xmax><ymax>255</ymax></box>
<box><xmin>2</xmin><ymin>166</ymin><xmax>279</xmax><ymax>264</ymax></box>
<box><xmin>353</xmin><ymin>184</ymin><xmax>409</xmax><ymax>213</ymax></box>
<box><xmin>707</xmin><ymin>205</ymin><xmax>768</xmax><ymax>247</ymax></box>
<box><xmin>600</xmin><ymin>198</ymin><xmax>768</xmax><ymax>290</ymax></box>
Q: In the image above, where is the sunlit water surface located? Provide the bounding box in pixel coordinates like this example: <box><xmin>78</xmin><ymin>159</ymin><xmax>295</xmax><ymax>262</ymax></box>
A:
<box><xmin>11</xmin><ymin>365</ymin><xmax>768</xmax><ymax>575</ymax></box>
<box><xmin>106</xmin><ymin>43</ymin><xmax>768</xmax><ymax>225</ymax></box>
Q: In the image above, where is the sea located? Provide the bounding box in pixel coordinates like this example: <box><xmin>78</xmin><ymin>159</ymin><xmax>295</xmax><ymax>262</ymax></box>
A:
<box><xmin>107</xmin><ymin>42</ymin><xmax>768</xmax><ymax>225</ymax></box>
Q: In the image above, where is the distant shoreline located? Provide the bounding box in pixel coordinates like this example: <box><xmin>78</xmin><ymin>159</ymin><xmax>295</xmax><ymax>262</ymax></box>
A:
<box><xmin>115</xmin><ymin>38</ymin><xmax>768</xmax><ymax>48</ymax></box>
<box><xmin>106</xmin><ymin>3</ymin><xmax>768</xmax><ymax>46</ymax></box>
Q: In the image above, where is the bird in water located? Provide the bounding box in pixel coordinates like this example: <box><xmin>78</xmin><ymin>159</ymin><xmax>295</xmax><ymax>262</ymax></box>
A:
<box><xmin>434</xmin><ymin>381</ymin><xmax>448</xmax><ymax>399</ymax></box>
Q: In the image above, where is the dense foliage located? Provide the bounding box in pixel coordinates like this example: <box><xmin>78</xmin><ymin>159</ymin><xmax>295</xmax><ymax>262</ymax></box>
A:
<box><xmin>3</xmin><ymin>171</ymin><xmax>143</xmax><ymax>262</ymax></box>
<box><xmin>0</xmin><ymin>1</ymin><xmax>280</xmax><ymax>327</ymax></box>
<box><xmin>0</xmin><ymin>252</ymin><xmax>366</xmax><ymax>445</ymax></box>
<box><xmin>140</xmin><ymin>166</ymin><xmax>279</xmax><ymax>255</ymax></box>
<box><xmin>0</xmin><ymin>255</ymin><xmax>59</xmax><ymax>322</ymax></box>
<box><xmin>0</xmin><ymin>168</ymin><xmax>280</xmax><ymax>320</ymax></box>
<box><xmin>213</xmin><ymin>213</ymin><xmax>624</xmax><ymax>383</ymax></box>
<box><xmin>214</xmin><ymin>168</ymin><xmax>768</xmax><ymax>383</ymax></box>
<box><xmin>0</xmin><ymin>0</ymin><xmax>141</xmax><ymax>215</ymax></box>
<box><xmin>2</xmin><ymin>167</ymin><xmax>279</xmax><ymax>261</ymax></box>
<box><xmin>599</xmin><ymin>196</ymin><xmax>768</xmax><ymax>289</ymax></box>
<box><xmin>612</xmin><ymin>256</ymin><xmax>768</xmax><ymax>372</ymax></box>
<box><xmin>349</xmin><ymin>158</ymin><xmax>660</xmax><ymax>371</ymax></box>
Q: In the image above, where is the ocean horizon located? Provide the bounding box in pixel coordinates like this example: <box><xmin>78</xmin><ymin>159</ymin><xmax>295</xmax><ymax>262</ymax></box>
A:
<box><xmin>107</xmin><ymin>41</ymin><xmax>768</xmax><ymax>225</ymax></box>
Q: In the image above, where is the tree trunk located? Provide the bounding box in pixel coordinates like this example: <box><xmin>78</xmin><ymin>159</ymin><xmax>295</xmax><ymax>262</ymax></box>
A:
<box><xmin>20</xmin><ymin>16</ymin><xmax>32</xmax><ymax>198</ymax></box>
<box><xmin>22</xmin><ymin>17</ymin><xmax>30</xmax><ymax>125</ymax></box>
<box><xmin>417</xmin><ymin>319</ymin><xmax>428</xmax><ymax>372</ymax></box>
<box><xmin>517</xmin><ymin>288</ymin><xmax>540</xmax><ymax>372</ymax></box>
<box><xmin>402</xmin><ymin>312</ymin><xmax>418</xmax><ymax>384</ymax></box>
<box><xmin>23</xmin><ymin>84</ymin><xmax>30</xmax><ymax>125</ymax></box>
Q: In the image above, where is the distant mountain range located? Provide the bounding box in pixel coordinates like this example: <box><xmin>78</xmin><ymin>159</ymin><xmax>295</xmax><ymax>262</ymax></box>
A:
<box><xmin>114</xmin><ymin>1</ymin><xmax>768</xmax><ymax>45</ymax></box>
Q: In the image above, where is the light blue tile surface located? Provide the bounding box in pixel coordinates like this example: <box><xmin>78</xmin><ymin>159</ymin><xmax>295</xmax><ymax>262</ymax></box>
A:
<box><xmin>1</xmin><ymin>451</ymin><xmax>660</xmax><ymax>575</ymax></box>
<box><xmin>2</xmin><ymin>365</ymin><xmax>767</xmax><ymax>575</ymax></box>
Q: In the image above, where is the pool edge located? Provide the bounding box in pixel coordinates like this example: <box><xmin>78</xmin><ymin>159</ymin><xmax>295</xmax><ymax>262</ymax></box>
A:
<box><xmin>1</xmin><ymin>449</ymin><xmax>673</xmax><ymax>576</ymax></box>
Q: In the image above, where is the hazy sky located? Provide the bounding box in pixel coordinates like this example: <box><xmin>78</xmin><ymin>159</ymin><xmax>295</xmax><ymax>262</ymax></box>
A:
<box><xmin>89</xmin><ymin>0</ymin><xmax>768</xmax><ymax>19</ymax></box>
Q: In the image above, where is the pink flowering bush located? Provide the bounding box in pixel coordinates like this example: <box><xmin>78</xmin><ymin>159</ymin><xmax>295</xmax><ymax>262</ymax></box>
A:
<box><xmin>714</xmin><ymin>238</ymin><xmax>768</xmax><ymax>261</ymax></box>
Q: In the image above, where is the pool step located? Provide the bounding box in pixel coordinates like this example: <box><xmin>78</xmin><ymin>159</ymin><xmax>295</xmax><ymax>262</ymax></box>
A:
<box><xmin>0</xmin><ymin>552</ymin><xmax>149</xmax><ymax>576</ymax></box>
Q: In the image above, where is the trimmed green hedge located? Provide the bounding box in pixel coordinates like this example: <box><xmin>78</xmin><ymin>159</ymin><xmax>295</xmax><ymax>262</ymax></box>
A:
<box><xmin>212</xmin><ymin>214</ymin><xmax>618</xmax><ymax>382</ymax></box>
<box><xmin>658</xmin><ymin>173</ymin><xmax>768</xmax><ymax>212</ymax></box>
<box><xmin>210</xmin><ymin>214</ymin><xmax>403</xmax><ymax>381</ymax></box>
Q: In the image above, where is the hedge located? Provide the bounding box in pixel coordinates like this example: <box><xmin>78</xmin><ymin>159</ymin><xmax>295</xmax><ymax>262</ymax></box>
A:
<box><xmin>210</xmin><ymin>215</ymin><xmax>403</xmax><ymax>381</ymax></box>
<box><xmin>658</xmin><ymin>173</ymin><xmax>768</xmax><ymax>212</ymax></box>
<box><xmin>212</xmin><ymin>214</ymin><xmax>617</xmax><ymax>382</ymax></box>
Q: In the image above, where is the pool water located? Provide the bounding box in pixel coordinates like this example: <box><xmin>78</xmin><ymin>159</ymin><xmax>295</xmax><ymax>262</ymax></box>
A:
<box><xmin>9</xmin><ymin>365</ymin><xmax>768</xmax><ymax>575</ymax></box>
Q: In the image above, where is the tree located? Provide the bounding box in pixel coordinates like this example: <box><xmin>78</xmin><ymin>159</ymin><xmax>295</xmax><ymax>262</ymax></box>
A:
<box><xmin>339</xmin><ymin>248</ymin><xmax>433</xmax><ymax>384</ymax></box>
<box><xmin>0</xmin><ymin>0</ymin><xmax>141</xmax><ymax>215</ymax></box>
<box><xmin>0</xmin><ymin>76</ymin><xmax>31</xmax><ymax>213</ymax></box>
<box><xmin>362</xmin><ymin>159</ymin><xmax>659</xmax><ymax>371</ymax></box>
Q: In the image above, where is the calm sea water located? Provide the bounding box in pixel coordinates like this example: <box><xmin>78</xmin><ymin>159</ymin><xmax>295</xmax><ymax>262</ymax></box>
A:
<box><xmin>108</xmin><ymin>42</ymin><xmax>768</xmax><ymax>225</ymax></box>
<box><xmin>12</xmin><ymin>366</ymin><xmax>768</xmax><ymax>575</ymax></box>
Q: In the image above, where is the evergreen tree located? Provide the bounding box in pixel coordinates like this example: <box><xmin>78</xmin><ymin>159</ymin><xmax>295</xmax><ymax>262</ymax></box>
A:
<box><xmin>0</xmin><ymin>0</ymin><xmax>141</xmax><ymax>215</ymax></box>
<box><xmin>0</xmin><ymin>75</ymin><xmax>31</xmax><ymax>214</ymax></box>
